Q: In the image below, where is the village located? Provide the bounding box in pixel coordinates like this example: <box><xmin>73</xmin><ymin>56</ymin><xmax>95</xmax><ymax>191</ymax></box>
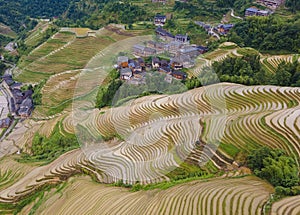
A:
<box><xmin>0</xmin><ymin>75</ymin><xmax>33</xmax><ymax>129</ymax></box>
<box><xmin>116</xmin><ymin>14</ymin><xmax>211</xmax><ymax>85</ymax></box>
<box><xmin>115</xmin><ymin>0</ymin><xmax>284</xmax><ymax>86</ymax></box>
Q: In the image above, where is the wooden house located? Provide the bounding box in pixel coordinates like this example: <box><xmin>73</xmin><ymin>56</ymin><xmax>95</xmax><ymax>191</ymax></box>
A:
<box><xmin>152</xmin><ymin>57</ymin><xmax>161</xmax><ymax>68</ymax></box>
<box><xmin>117</xmin><ymin>56</ymin><xmax>129</xmax><ymax>68</ymax></box>
<box><xmin>18</xmin><ymin>97</ymin><xmax>33</xmax><ymax>118</ymax></box>
<box><xmin>168</xmin><ymin>41</ymin><xmax>184</xmax><ymax>55</ymax></box>
<box><xmin>133</xmin><ymin>45</ymin><xmax>156</xmax><ymax>57</ymax></box>
<box><xmin>137</xmin><ymin>58</ymin><xmax>145</xmax><ymax>67</ymax></box>
<box><xmin>179</xmin><ymin>46</ymin><xmax>200</xmax><ymax>58</ymax></box>
<box><xmin>171</xmin><ymin>54</ymin><xmax>194</xmax><ymax>69</ymax></box>
<box><xmin>0</xmin><ymin>118</ymin><xmax>11</xmax><ymax>128</ymax></box>
<box><xmin>258</xmin><ymin>0</ymin><xmax>284</xmax><ymax>8</ymax></box>
<box><xmin>245</xmin><ymin>8</ymin><xmax>269</xmax><ymax>16</ymax></box>
<box><xmin>155</xmin><ymin>27</ymin><xmax>175</xmax><ymax>42</ymax></box>
<box><xmin>154</xmin><ymin>15</ymin><xmax>167</xmax><ymax>26</ymax></box>
<box><xmin>120</xmin><ymin>68</ymin><xmax>133</xmax><ymax>80</ymax></box>
<box><xmin>175</xmin><ymin>34</ymin><xmax>189</xmax><ymax>44</ymax></box>
<box><xmin>217</xmin><ymin>24</ymin><xmax>234</xmax><ymax>35</ymax></box>
<box><xmin>171</xmin><ymin>71</ymin><xmax>187</xmax><ymax>80</ymax></box>
<box><xmin>159</xmin><ymin>67</ymin><xmax>172</xmax><ymax>74</ymax></box>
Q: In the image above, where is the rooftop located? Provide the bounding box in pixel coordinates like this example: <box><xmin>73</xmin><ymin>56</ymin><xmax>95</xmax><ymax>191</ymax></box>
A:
<box><xmin>118</xmin><ymin>56</ymin><xmax>129</xmax><ymax>63</ymax></box>
<box><xmin>246</xmin><ymin>8</ymin><xmax>259</xmax><ymax>13</ymax></box>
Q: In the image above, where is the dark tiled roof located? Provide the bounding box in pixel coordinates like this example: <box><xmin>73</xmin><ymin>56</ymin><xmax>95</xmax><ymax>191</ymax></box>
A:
<box><xmin>155</xmin><ymin>15</ymin><xmax>166</xmax><ymax>19</ymax></box>
<box><xmin>144</xmin><ymin>47</ymin><xmax>156</xmax><ymax>53</ymax></box>
<box><xmin>172</xmin><ymin>70</ymin><xmax>187</xmax><ymax>78</ymax></box>
<box><xmin>155</xmin><ymin>27</ymin><xmax>174</xmax><ymax>38</ymax></box>
<box><xmin>20</xmin><ymin>97</ymin><xmax>33</xmax><ymax>108</ymax></box>
<box><xmin>10</xmin><ymin>82</ymin><xmax>22</xmax><ymax>89</ymax></box>
<box><xmin>24</xmin><ymin>90</ymin><xmax>33</xmax><ymax>98</ymax></box>
<box><xmin>197</xmin><ymin>46</ymin><xmax>208</xmax><ymax>51</ymax></box>
<box><xmin>152</xmin><ymin>57</ymin><xmax>160</xmax><ymax>64</ymax></box>
<box><xmin>160</xmin><ymin>67</ymin><xmax>171</xmax><ymax>73</ymax></box>
<box><xmin>137</xmin><ymin>58</ymin><xmax>145</xmax><ymax>64</ymax></box>
<box><xmin>246</xmin><ymin>8</ymin><xmax>258</xmax><ymax>13</ymax></box>
<box><xmin>120</xmin><ymin>68</ymin><xmax>132</xmax><ymax>75</ymax></box>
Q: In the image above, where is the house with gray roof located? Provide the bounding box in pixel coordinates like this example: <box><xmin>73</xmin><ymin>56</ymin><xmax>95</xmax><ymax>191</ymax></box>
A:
<box><xmin>120</xmin><ymin>68</ymin><xmax>133</xmax><ymax>80</ymax></box>
<box><xmin>179</xmin><ymin>46</ymin><xmax>200</xmax><ymax>58</ymax></box>
<box><xmin>18</xmin><ymin>97</ymin><xmax>33</xmax><ymax>118</ymax></box>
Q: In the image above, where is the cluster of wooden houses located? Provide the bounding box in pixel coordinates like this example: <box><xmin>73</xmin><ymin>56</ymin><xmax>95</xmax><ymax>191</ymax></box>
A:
<box><xmin>132</xmin><ymin>27</ymin><xmax>207</xmax><ymax>66</ymax></box>
<box><xmin>257</xmin><ymin>0</ymin><xmax>284</xmax><ymax>8</ymax></box>
<box><xmin>117</xmin><ymin>55</ymin><xmax>187</xmax><ymax>84</ymax></box>
<box><xmin>195</xmin><ymin>21</ymin><xmax>234</xmax><ymax>38</ymax></box>
<box><xmin>155</xmin><ymin>27</ymin><xmax>190</xmax><ymax>44</ymax></box>
<box><xmin>1</xmin><ymin>75</ymin><xmax>33</xmax><ymax>118</ymax></box>
<box><xmin>245</xmin><ymin>8</ymin><xmax>270</xmax><ymax>17</ymax></box>
<box><xmin>132</xmin><ymin>41</ymin><xmax>207</xmax><ymax>69</ymax></box>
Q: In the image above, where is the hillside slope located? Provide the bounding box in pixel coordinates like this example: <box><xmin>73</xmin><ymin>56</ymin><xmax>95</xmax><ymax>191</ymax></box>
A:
<box><xmin>0</xmin><ymin>83</ymin><xmax>299</xmax><ymax>214</ymax></box>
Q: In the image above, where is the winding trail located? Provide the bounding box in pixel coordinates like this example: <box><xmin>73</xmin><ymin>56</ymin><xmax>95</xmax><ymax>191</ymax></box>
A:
<box><xmin>230</xmin><ymin>9</ymin><xmax>243</xmax><ymax>20</ymax></box>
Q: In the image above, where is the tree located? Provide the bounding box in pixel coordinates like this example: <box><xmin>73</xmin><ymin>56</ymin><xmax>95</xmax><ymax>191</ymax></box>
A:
<box><xmin>247</xmin><ymin>146</ymin><xmax>271</xmax><ymax>171</ymax></box>
<box><xmin>260</xmin><ymin>156</ymin><xmax>299</xmax><ymax>187</ymax></box>
<box><xmin>247</xmin><ymin>147</ymin><xmax>300</xmax><ymax>188</ymax></box>
<box><xmin>275</xmin><ymin>63</ymin><xmax>292</xmax><ymax>86</ymax></box>
<box><xmin>285</xmin><ymin>0</ymin><xmax>300</xmax><ymax>13</ymax></box>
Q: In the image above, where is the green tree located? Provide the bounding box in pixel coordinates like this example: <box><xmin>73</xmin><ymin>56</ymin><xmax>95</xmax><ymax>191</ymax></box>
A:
<box><xmin>261</xmin><ymin>156</ymin><xmax>299</xmax><ymax>187</ymax></box>
<box><xmin>275</xmin><ymin>63</ymin><xmax>292</xmax><ymax>86</ymax></box>
<box><xmin>247</xmin><ymin>147</ymin><xmax>300</xmax><ymax>188</ymax></box>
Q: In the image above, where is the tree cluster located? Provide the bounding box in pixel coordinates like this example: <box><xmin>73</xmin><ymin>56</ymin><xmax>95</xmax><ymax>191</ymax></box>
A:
<box><xmin>0</xmin><ymin>0</ymin><xmax>68</xmax><ymax>32</ymax></box>
<box><xmin>0</xmin><ymin>61</ymin><xmax>6</xmax><ymax>75</ymax></box>
<box><xmin>23</xmin><ymin>123</ymin><xmax>79</xmax><ymax>162</ymax></box>
<box><xmin>96</xmin><ymin>79</ymin><xmax>123</xmax><ymax>108</ymax></box>
<box><xmin>229</xmin><ymin>16</ymin><xmax>300</xmax><ymax>53</ymax></box>
<box><xmin>212</xmin><ymin>53</ymin><xmax>300</xmax><ymax>87</ymax></box>
<box><xmin>247</xmin><ymin>147</ymin><xmax>300</xmax><ymax>196</ymax></box>
<box><xmin>173</xmin><ymin>1</ymin><xmax>228</xmax><ymax>21</ymax></box>
<box><xmin>274</xmin><ymin>61</ymin><xmax>300</xmax><ymax>87</ymax></box>
<box><xmin>285</xmin><ymin>0</ymin><xmax>300</xmax><ymax>13</ymax></box>
<box><xmin>212</xmin><ymin>54</ymin><xmax>266</xmax><ymax>85</ymax></box>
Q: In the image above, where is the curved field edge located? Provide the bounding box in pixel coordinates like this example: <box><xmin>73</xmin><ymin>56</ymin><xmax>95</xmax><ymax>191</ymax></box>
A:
<box><xmin>0</xmin><ymin>83</ymin><xmax>298</xmax><ymax>212</ymax></box>
<box><xmin>33</xmin><ymin>175</ymin><xmax>274</xmax><ymax>215</ymax></box>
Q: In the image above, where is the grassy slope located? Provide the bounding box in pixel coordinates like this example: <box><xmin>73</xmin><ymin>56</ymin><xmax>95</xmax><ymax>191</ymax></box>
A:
<box><xmin>0</xmin><ymin>23</ymin><xmax>16</xmax><ymax>38</ymax></box>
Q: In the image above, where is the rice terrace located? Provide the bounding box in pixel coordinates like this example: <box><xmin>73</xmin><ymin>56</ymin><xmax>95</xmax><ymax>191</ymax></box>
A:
<box><xmin>0</xmin><ymin>0</ymin><xmax>299</xmax><ymax>214</ymax></box>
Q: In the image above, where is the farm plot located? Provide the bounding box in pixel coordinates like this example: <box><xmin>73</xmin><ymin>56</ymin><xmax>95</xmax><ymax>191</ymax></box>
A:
<box><xmin>20</xmin><ymin>32</ymin><xmax>76</xmax><ymax>69</ymax></box>
<box><xmin>0</xmin><ymin>23</ymin><xmax>16</xmax><ymax>38</ymax></box>
<box><xmin>271</xmin><ymin>195</ymin><xmax>300</xmax><ymax>215</ymax></box>
<box><xmin>41</xmin><ymin>70</ymin><xmax>81</xmax><ymax>108</ymax></box>
<box><xmin>193</xmin><ymin>45</ymin><xmax>239</xmax><ymax>77</ymax></box>
<box><xmin>60</xmin><ymin>27</ymin><xmax>94</xmax><ymax>37</ymax></box>
<box><xmin>23</xmin><ymin>36</ymin><xmax>114</xmax><ymax>75</ymax></box>
<box><xmin>17</xmin><ymin>32</ymin><xmax>119</xmax><ymax>83</ymax></box>
<box><xmin>0</xmin><ymin>94</ymin><xmax>9</xmax><ymax>120</ymax></box>
<box><xmin>35</xmin><ymin>175</ymin><xmax>273</xmax><ymax>215</ymax></box>
<box><xmin>0</xmin><ymin>156</ymin><xmax>38</xmax><ymax>190</ymax></box>
<box><xmin>0</xmin><ymin>120</ymin><xmax>43</xmax><ymax>157</ymax></box>
<box><xmin>0</xmin><ymin>83</ymin><xmax>299</xmax><ymax>204</ymax></box>
<box><xmin>24</xmin><ymin>21</ymin><xmax>50</xmax><ymax>47</ymax></box>
<box><xmin>261</xmin><ymin>54</ymin><xmax>299</xmax><ymax>73</ymax></box>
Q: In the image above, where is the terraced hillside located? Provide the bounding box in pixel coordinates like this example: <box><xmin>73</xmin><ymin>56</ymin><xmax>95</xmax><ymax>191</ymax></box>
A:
<box><xmin>271</xmin><ymin>195</ymin><xmax>300</xmax><ymax>215</ymax></box>
<box><xmin>0</xmin><ymin>83</ymin><xmax>299</xmax><ymax>209</ymax></box>
<box><xmin>193</xmin><ymin>44</ymin><xmax>299</xmax><ymax>78</ymax></box>
<box><xmin>34</xmin><ymin>175</ymin><xmax>273</xmax><ymax>215</ymax></box>
<box><xmin>1</xmin><ymin>28</ymin><xmax>299</xmax><ymax>214</ymax></box>
<box><xmin>261</xmin><ymin>54</ymin><xmax>300</xmax><ymax>73</ymax></box>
